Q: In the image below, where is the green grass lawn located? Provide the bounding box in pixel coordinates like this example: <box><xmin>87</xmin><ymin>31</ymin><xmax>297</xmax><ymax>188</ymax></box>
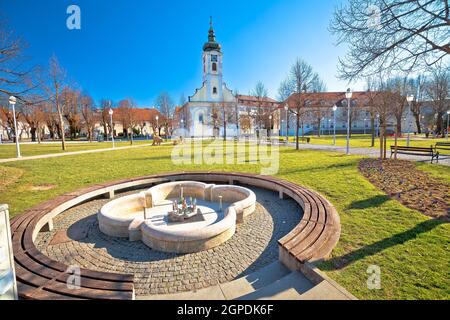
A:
<box><xmin>289</xmin><ymin>134</ymin><xmax>448</xmax><ymax>149</ymax></box>
<box><xmin>0</xmin><ymin>143</ymin><xmax>448</xmax><ymax>300</ymax></box>
<box><xmin>0</xmin><ymin>140</ymin><xmax>151</xmax><ymax>159</ymax></box>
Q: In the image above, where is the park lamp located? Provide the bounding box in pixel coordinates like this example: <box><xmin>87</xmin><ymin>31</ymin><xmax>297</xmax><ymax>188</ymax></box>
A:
<box><xmin>156</xmin><ymin>115</ymin><xmax>159</xmax><ymax>121</ymax></box>
<box><xmin>345</xmin><ymin>88</ymin><xmax>353</xmax><ymax>100</ymax></box>
<box><xmin>108</xmin><ymin>108</ymin><xmax>114</xmax><ymax>116</ymax></box>
<box><xmin>447</xmin><ymin>110</ymin><xmax>450</xmax><ymax>115</ymax></box>
<box><xmin>407</xmin><ymin>95</ymin><xmax>414</xmax><ymax>103</ymax></box>
<box><xmin>284</xmin><ymin>104</ymin><xmax>288</xmax><ymax>111</ymax></box>
<box><xmin>332</xmin><ymin>105</ymin><xmax>337</xmax><ymax>112</ymax></box>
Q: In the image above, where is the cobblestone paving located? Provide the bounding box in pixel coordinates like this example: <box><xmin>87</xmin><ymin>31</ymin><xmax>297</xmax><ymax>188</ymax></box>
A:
<box><xmin>35</xmin><ymin>187</ymin><xmax>302</xmax><ymax>296</ymax></box>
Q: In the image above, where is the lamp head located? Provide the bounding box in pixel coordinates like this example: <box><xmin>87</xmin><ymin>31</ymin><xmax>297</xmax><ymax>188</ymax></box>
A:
<box><xmin>284</xmin><ymin>104</ymin><xmax>288</xmax><ymax>111</ymax></box>
<box><xmin>9</xmin><ymin>96</ymin><xmax>17</xmax><ymax>105</ymax></box>
<box><xmin>407</xmin><ymin>95</ymin><xmax>414</xmax><ymax>103</ymax></box>
<box><xmin>108</xmin><ymin>108</ymin><xmax>113</xmax><ymax>115</ymax></box>
<box><xmin>332</xmin><ymin>105</ymin><xmax>337</xmax><ymax>112</ymax></box>
<box><xmin>345</xmin><ymin>88</ymin><xmax>352</xmax><ymax>99</ymax></box>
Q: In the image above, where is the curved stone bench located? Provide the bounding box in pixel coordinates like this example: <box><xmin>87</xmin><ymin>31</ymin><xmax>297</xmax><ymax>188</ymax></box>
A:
<box><xmin>10</xmin><ymin>172</ymin><xmax>340</xmax><ymax>300</ymax></box>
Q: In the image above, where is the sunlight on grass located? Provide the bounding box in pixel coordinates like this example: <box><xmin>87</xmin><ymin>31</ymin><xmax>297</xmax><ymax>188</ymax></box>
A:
<box><xmin>0</xmin><ymin>143</ymin><xmax>448</xmax><ymax>300</ymax></box>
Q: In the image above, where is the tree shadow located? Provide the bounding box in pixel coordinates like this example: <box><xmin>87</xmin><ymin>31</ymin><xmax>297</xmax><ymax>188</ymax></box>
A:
<box><xmin>320</xmin><ymin>218</ymin><xmax>447</xmax><ymax>271</ymax></box>
<box><xmin>348</xmin><ymin>195</ymin><xmax>390</xmax><ymax>210</ymax></box>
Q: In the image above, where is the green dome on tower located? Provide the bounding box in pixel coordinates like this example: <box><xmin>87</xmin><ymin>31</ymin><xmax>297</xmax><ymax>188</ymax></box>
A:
<box><xmin>203</xmin><ymin>17</ymin><xmax>221</xmax><ymax>52</ymax></box>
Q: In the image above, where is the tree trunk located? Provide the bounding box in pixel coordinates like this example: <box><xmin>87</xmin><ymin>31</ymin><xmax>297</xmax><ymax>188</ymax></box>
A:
<box><xmin>317</xmin><ymin>119</ymin><xmax>321</xmax><ymax>137</ymax></box>
<box><xmin>379</xmin><ymin>125</ymin><xmax>384</xmax><ymax>160</ymax></box>
<box><xmin>370</xmin><ymin>116</ymin><xmax>375</xmax><ymax>147</ymax></box>
<box><xmin>57</xmin><ymin>106</ymin><xmax>66</xmax><ymax>150</ymax></box>
<box><xmin>296</xmin><ymin>112</ymin><xmax>300</xmax><ymax>150</ymax></box>
<box><xmin>435</xmin><ymin>112</ymin><xmax>444</xmax><ymax>136</ymax></box>
<box><xmin>30</xmin><ymin>127</ymin><xmax>37</xmax><ymax>142</ymax></box>
<box><xmin>396</xmin><ymin>116</ymin><xmax>402</xmax><ymax>137</ymax></box>
<box><xmin>414</xmin><ymin>113</ymin><xmax>422</xmax><ymax>134</ymax></box>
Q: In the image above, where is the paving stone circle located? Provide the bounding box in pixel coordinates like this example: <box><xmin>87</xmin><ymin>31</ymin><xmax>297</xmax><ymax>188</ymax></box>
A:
<box><xmin>35</xmin><ymin>186</ymin><xmax>302</xmax><ymax>296</ymax></box>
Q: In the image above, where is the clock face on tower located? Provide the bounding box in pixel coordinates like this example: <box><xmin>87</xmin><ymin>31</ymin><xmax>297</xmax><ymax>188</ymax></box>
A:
<box><xmin>211</xmin><ymin>55</ymin><xmax>218</xmax><ymax>62</ymax></box>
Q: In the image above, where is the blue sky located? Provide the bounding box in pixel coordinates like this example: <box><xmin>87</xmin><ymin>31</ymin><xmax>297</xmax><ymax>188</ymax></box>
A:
<box><xmin>0</xmin><ymin>0</ymin><xmax>364</xmax><ymax>107</ymax></box>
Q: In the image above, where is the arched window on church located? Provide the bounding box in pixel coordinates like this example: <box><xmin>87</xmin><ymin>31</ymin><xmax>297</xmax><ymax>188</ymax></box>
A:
<box><xmin>213</xmin><ymin>87</ymin><xmax>217</xmax><ymax>94</ymax></box>
<box><xmin>212</xmin><ymin>62</ymin><xmax>217</xmax><ymax>72</ymax></box>
<box><xmin>199</xmin><ymin>114</ymin><xmax>204</xmax><ymax>124</ymax></box>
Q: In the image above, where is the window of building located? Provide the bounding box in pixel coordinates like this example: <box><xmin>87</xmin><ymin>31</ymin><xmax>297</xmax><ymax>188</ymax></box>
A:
<box><xmin>212</xmin><ymin>62</ymin><xmax>217</xmax><ymax>71</ymax></box>
<box><xmin>199</xmin><ymin>114</ymin><xmax>204</xmax><ymax>123</ymax></box>
<box><xmin>213</xmin><ymin>87</ymin><xmax>217</xmax><ymax>94</ymax></box>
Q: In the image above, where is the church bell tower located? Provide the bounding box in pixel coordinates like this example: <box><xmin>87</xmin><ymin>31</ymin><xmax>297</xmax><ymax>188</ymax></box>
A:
<box><xmin>202</xmin><ymin>17</ymin><xmax>223</xmax><ymax>101</ymax></box>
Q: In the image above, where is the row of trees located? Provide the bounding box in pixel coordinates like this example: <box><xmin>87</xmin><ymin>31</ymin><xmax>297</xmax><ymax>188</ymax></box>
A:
<box><xmin>0</xmin><ymin>21</ymin><xmax>177</xmax><ymax>149</ymax></box>
<box><xmin>329</xmin><ymin>0</ymin><xmax>450</xmax><ymax>158</ymax></box>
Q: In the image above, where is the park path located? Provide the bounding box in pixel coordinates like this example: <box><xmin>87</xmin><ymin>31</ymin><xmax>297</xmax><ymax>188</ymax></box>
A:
<box><xmin>285</xmin><ymin>142</ymin><xmax>450</xmax><ymax>166</ymax></box>
<box><xmin>0</xmin><ymin>143</ymin><xmax>153</xmax><ymax>163</ymax></box>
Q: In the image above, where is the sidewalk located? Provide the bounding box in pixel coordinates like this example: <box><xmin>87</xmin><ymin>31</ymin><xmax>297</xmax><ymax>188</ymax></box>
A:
<box><xmin>0</xmin><ymin>143</ymin><xmax>153</xmax><ymax>163</ymax></box>
<box><xmin>288</xmin><ymin>142</ymin><xmax>450</xmax><ymax>166</ymax></box>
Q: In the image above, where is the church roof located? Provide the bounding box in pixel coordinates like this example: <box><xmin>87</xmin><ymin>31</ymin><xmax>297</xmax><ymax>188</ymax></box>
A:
<box><xmin>203</xmin><ymin>17</ymin><xmax>221</xmax><ymax>52</ymax></box>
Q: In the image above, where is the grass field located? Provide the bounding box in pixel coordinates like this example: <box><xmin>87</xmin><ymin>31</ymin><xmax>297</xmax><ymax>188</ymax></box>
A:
<box><xmin>0</xmin><ymin>143</ymin><xmax>448</xmax><ymax>300</ymax></box>
<box><xmin>0</xmin><ymin>140</ymin><xmax>151</xmax><ymax>159</ymax></box>
<box><xmin>288</xmin><ymin>134</ymin><xmax>448</xmax><ymax>149</ymax></box>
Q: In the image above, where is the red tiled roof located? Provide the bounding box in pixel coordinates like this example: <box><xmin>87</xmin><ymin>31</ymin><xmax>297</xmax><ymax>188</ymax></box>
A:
<box><xmin>281</xmin><ymin>91</ymin><xmax>371</xmax><ymax>109</ymax></box>
<box><xmin>237</xmin><ymin>94</ymin><xmax>279</xmax><ymax>108</ymax></box>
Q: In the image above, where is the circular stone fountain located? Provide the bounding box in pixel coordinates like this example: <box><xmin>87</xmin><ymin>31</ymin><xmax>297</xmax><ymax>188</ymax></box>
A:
<box><xmin>97</xmin><ymin>181</ymin><xmax>256</xmax><ymax>253</ymax></box>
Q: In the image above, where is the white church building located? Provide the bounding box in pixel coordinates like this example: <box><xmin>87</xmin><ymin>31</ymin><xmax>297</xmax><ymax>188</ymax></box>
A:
<box><xmin>177</xmin><ymin>19</ymin><xmax>280</xmax><ymax>138</ymax></box>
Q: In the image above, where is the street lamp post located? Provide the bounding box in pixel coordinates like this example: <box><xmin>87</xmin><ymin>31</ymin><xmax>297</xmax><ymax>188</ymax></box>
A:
<box><xmin>363</xmin><ymin>118</ymin><xmax>367</xmax><ymax>135</ymax></box>
<box><xmin>345</xmin><ymin>88</ymin><xmax>352</xmax><ymax>155</ymax></box>
<box><xmin>9</xmin><ymin>96</ymin><xmax>21</xmax><ymax>158</ymax></box>
<box><xmin>284</xmin><ymin>105</ymin><xmax>289</xmax><ymax>143</ymax></box>
<box><xmin>108</xmin><ymin>108</ymin><xmax>115</xmax><ymax>149</ymax></box>
<box><xmin>406</xmin><ymin>95</ymin><xmax>414</xmax><ymax>147</ymax></box>
<box><xmin>332</xmin><ymin>105</ymin><xmax>337</xmax><ymax>146</ymax></box>
<box><xmin>268</xmin><ymin>115</ymin><xmax>272</xmax><ymax>138</ymax></box>
<box><xmin>446</xmin><ymin>110</ymin><xmax>450</xmax><ymax>140</ymax></box>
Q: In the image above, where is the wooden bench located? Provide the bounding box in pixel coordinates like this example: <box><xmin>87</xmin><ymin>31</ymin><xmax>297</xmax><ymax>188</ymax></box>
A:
<box><xmin>435</xmin><ymin>142</ymin><xmax>450</xmax><ymax>155</ymax></box>
<box><xmin>10</xmin><ymin>172</ymin><xmax>340</xmax><ymax>299</ymax></box>
<box><xmin>11</xmin><ymin>198</ymin><xmax>135</xmax><ymax>300</ymax></box>
<box><xmin>390</xmin><ymin>146</ymin><xmax>439</xmax><ymax>163</ymax></box>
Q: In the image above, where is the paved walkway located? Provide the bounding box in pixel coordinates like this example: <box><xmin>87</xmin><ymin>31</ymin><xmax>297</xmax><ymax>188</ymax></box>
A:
<box><xmin>0</xmin><ymin>143</ymin><xmax>154</xmax><ymax>163</ymax></box>
<box><xmin>288</xmin><ymin>142</ymin><xmax>450</xmax><ymax>166</ymax></box>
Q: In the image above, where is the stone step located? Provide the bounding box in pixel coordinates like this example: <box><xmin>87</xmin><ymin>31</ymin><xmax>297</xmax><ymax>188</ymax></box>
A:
<box><xmin>238</xmin><ymin>271</ymin><xmax>314</xmax><ymax>300</ymax></box>
<box><xmin>220</xmin><ymin>261</ymin><xmax>291</xmax><ymax>300</ymax></box>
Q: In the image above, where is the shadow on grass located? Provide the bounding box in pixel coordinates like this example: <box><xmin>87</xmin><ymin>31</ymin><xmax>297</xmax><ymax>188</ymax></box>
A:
<box><xmin>348</xmin><ymin>195</ymin><xmax>390</xmax><ymax>210</ymax></box>
<box><xmin>320</xmin><ymin>218</ymin><xmax>447</xmax><ymax>271</ymax></box>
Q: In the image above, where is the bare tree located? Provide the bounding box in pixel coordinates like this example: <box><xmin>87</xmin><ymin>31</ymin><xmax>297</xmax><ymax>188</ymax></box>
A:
<box><xmin>20</xmin><ymin>96</ymin><xmax>46</xmax><ymax>142</ymax></box>
<box><xmin>368</xmin><ymin>77</ymin><xmax>398</xmax><ymax>159</ymax></box>
<box><xmin>48</xmin><ymin>55</ymin><xmax>67</xmax><ymax>150</ymax></box>
<box><xmin>285</xmin><ymin>58</ymin><xmax>323</xmax><ymax>149</ymax></box>
<box><xmin>61</xmin><ymin>87</ymin><xmax>82</xmax><ymax>140</ymax></box>
<box><xmin>407</xmin><ymin>76</ymin><xmax>427</xmax><ymax>134</ymax></box>
<box><xmin>80</xmin><ymin>93</ymin><xmax>96</xmax><ymax>142</ymax></box>
<box><xmin>155</xmin><ymin>92</ymin><xmax>174</xmax><ymax>137</ymax></box>
<box><xmin>425</xmin><ymin>65</ymin><xmax>450</xmax><ymax>136</ymax></box>
<box><xmin>330</xmin><ymin>0</ymin><xmax>450</xmax><ymax>80</ymax></box>
<box><xmin>0</xmin><ymin>21</ymin><xmax>39</xmax><ymax>100</ymax></box>
<box><xmin>251</xmin><ymin>82</ymin><xmax>271</xmax><ymax>138</ymax></box>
